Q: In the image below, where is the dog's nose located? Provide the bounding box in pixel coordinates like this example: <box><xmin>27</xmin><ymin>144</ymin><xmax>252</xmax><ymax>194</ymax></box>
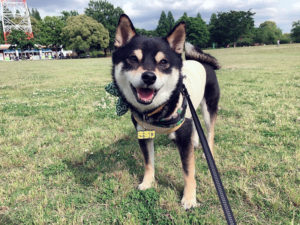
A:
<box><xmin>142</xmin><ymin>72</ymin><xmax>157</xmax><ymax>85</ymax></box>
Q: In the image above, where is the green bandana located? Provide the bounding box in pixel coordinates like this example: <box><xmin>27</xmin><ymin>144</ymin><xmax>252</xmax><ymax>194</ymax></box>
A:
<box><xmin>105</xmin><ymin>82</ymin><xmax>129</xmax><ymax>116</ymax></box>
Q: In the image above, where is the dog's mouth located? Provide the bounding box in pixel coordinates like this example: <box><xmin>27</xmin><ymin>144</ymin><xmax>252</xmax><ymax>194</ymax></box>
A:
<box><xmin>131</xmin><ymin>85</ymin><xmax>157</xmax><ymax>104</ymax></box>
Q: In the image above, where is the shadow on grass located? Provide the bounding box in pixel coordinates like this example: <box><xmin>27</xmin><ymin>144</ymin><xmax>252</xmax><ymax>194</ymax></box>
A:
<box><xmin>64</xmin><ymin>130</ymin><xmax>142</xmax><ymax>186</ymax></box>
<box><xmin>64</xmin><ymin>130</ymin><xmax>182</xmax><ymax>192</ymax></box>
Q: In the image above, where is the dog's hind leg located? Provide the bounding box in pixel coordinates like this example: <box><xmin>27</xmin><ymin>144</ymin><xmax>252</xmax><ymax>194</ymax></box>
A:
<box><xmin>201</xmin><ymin>66</ymin><xmax>220</xmax><ymax>156</ymax></box>
<box><xmin>200</xmin><ymin>98</ymin><xmax>217</xmax><ymax>156</ymax></box>
<box><xmin>175</xmin><ymin>119</ymin><xmax>198</xmax><ymax>209</ymax></box>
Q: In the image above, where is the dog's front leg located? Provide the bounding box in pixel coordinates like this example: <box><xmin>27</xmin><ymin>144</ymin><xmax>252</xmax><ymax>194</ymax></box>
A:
<box><xmin>175</xmin><ymin>119</ymin><xmax>198</xmax><ymax>209</ymax></box>
<box><xmin>138</xmin><ymin>137</ymin><xmax>155</xmax><ymax>190</ymax></box>
<box><xmin>132</xmin><ymin>115</ymin><xmax>155</xmax><ymax>190</ymax></box>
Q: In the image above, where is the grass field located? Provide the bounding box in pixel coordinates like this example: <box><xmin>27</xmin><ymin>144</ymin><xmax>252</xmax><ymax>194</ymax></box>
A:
<box><xmin>0</xmin><ymin>44</ymin><xmax>299</xmax><ymax>224</ymax></box>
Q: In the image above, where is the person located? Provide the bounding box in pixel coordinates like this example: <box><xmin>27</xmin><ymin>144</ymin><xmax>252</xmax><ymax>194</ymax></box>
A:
<box><xmin>60</xmin><ymin>52</ymin><xmax>64</xmax><ymax>59</ymax></box>
<box><xmin>277</xmin><ymin>39</ymin><xmax>280</xmax><ymax>46</ymax></box>
<box><xmin>5</xmin><ymin>54</ymin><xmax>10</xmax><ymax>61</ymax></box>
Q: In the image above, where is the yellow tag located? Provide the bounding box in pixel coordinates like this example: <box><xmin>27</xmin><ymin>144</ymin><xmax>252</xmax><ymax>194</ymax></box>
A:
<box><xmin>137</xmin><ymin>130</ymin><xmax>156</xmax><ymax>139</ymax></box>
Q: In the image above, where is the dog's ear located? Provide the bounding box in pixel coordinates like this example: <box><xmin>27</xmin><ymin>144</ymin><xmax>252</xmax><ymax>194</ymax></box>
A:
<box><xmin>166</xmin><ymin>22</ymin><xmax>186</xmax><ymax>54</ymax></box>
<box><xmin>114</xmin><ymin>14</ymin><xmax>136</xmax><ymax>48</ymax></box>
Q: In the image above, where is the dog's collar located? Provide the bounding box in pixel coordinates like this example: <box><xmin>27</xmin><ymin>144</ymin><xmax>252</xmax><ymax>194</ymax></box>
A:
<box><xmin>146</xmin><ymin>103</ymin><xmax>167</xmax><ymax>117</ymax></box>
<box><xmin>133</xmin><ymin>94</ymin><xmax>187</xmax><ymax>134</ymax></box>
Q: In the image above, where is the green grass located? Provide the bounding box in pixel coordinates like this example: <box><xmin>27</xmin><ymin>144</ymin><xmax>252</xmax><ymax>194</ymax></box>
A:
<box><xmin>0</xmin><ymin>44</ymin><xmax>299</xmax><ymax>224</ymax></box>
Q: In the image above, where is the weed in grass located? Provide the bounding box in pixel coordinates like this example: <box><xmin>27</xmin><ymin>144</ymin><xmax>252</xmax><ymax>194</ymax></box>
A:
<box><xmin>42</xmin><ymin>162</ymin><xmax>67</xmax><ymax>177</ymax></box>
<box><xmin>96</xmin><ymin>177</ymin><xmax>117</xmax><ymax>203</ymax></box>
<box><xmin>0</xmin><ymin>126</ymin><xmax>4</xmax><ymax>136</ymax></box>
<box><xmin>1</xmin><ymin>102</ymin><xmax>39</xmax><ymax>117</ymax></box>
<box><xmin>24</xmin><ymin>145</ymin><xmax>39</xmax><ymax>157</ymax></box>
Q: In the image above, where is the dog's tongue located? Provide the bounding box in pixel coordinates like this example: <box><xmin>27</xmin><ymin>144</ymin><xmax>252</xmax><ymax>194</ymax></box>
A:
<box><xmin>137</xmin><ymin>88</ymin><xmax>154</xmax><ymax>102</ymax></box>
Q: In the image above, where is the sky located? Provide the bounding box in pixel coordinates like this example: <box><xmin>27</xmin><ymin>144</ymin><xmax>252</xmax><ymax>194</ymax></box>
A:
<box><xmin>26</xmin><ymin>0</ymin><xmax>300</xmax><ymax>33</ymax></box>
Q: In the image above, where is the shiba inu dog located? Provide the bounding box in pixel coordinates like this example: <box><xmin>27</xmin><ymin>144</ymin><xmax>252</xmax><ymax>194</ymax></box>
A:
<box><xmin>111</xmin><ymin>14</ymin><xmax>220</xmax><ymax>209</ymax></box>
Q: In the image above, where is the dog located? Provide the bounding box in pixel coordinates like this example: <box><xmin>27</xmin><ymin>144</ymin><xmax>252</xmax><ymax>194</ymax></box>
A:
<box><xmin>111</xmin><ymin>14</ymin><xmax>220</xmax><ymax>209</ymax></box>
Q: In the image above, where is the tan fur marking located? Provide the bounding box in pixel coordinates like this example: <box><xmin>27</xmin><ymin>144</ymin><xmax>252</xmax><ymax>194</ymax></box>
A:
<box><xmin>134</xmin><ymin>49</ymin><xmax>143</xmax><ymax>62</ymax></box>
<box><xmin>183</xmin><ymin>144</ymin><xmax>196</xmax><ymax>198</ymax></box>
<box><xmin>131</xmin><ymin>66</ymin><xmax>146</xmax><ymax>76</ymax></box>
<box><xmin>144</xmin><ymin>164</ymin><xmax>154</xmax><ymax>181</ymax></box>
<box><xmin>208</xmin><ymin>115</ymin><xmax>217</xmax><ymax>157</ymax></box>
<box><xmin>153</xmin><ymin>67</ymin><xmax>179</xmax><ymax>79</ymax></box>
<box><xmin>139</xmin><ymin>161</ymin><xmax>155</xmax><ymax>190</ymax></box>
<box><xmin>155</xmin><ymin>51</ymin><xmax>166</xmax><ymax>63</ymax></box>
<box><xmin>154</xmin><ymin>68</ymin><xmax>164</xmax><ymax>78</ymax></box>
<box><xmin>180</xmin><ymin>143</ymin><xmax>197</xmax><ymax>209</ymax></box>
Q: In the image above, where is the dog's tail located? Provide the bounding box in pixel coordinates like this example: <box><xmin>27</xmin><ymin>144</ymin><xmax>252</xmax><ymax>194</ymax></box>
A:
<box><xmin>184</xmin><ymin>42</ymin><xmax>220</xmax><ymax>70</ymax></box>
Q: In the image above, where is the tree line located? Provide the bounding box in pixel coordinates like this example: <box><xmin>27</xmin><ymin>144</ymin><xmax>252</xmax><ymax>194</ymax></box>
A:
<box><xmin>1</xmin><ymin>0</ymin><xmax>300</xmax><ymax>57</ymax></box>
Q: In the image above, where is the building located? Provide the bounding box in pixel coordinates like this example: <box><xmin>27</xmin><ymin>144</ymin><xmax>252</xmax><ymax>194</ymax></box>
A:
<box><xmin>0</xmin><ymin>44</ymin><xmax>55</xmax><ymax>61</ymax></box>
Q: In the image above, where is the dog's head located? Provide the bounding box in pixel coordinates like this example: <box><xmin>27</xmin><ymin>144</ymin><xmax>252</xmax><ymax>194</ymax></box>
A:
<box><xmin>112</xmin><ymin>14</ymin><xmax>186</xmax><ymax>113</ymax></box>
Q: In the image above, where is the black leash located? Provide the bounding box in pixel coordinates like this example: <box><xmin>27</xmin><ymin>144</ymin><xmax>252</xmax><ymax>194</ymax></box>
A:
<box><xmin>181</xmin><ymin>84</ymin><xmax>236</xmax><ymax>225</ymax></box>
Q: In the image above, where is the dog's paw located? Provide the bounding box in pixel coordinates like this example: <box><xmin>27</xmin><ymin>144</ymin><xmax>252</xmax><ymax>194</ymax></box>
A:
<box><xmin>138</xmin><ymin>182</ymin><xmax>152</xmax><ymax>190</ymax></box>
<box><xmin>181</xmin><ymin>197</ymin><xmax>198</xmax><ymax>210</ymax></box>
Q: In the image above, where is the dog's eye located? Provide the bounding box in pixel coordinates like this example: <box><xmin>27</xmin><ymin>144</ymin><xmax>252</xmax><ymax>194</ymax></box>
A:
<box><xmin>159</xmin><ymin>59</ymin><xmax>168</xmax><ymax>66</ymax></box>
<box><xmin>127</xmin><ymin>55</ymin><xmax>139</xmax><ymax>63</ymax></box>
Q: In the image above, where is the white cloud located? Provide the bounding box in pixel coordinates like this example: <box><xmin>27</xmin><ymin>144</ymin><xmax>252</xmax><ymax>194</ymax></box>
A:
<box><xmin>201</xmin><ymin>1</ymin><xmax>217</xmax><ymax>11</ymax></box>
<box><xmin>24</xmin><ymin>0</ymin><xmax>300</xmax><ymax>33</ymax></box>
<box><xmin>293</xmin><ymin>2</ymin><xmax>300</xmax><ymax>9</ymax></box>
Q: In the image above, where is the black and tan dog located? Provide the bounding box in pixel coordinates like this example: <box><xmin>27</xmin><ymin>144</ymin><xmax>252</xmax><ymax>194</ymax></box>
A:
<box><xmin>111</xmin><ymin>14</ymin><xmax>220</xmax><ymax>209</ymax></box>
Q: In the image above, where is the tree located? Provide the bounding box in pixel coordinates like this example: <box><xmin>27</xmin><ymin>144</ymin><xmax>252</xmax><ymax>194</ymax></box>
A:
<box><xmin>178</xmin><ymin>13</ymin><xmax>210</xmax><ymax>48</ymax></box>
<box><xmin>34</xmin><ymin>16</ymin><xmax>65</xmax><ymax>49</ymax></box>
<box><xmin>30</xmin><ymin>16</ymin><xmax>41</xmax><ymax>39</ymax></box>
<box><xmin>209</xmin><ymin>10</ymin><xmax>255</xmax><ymax>47</ymax></box>
<box><xmin>136</xmin><ymin>28</ymin><xmax>155</xmax><ymax>37</ymax></box>
<box><xmin>61</xmin><ymin>10</ymin><xmax>79</xmax><ymax>22</ymax></box>
<box><xmin>31</xmin><ymin>8</ymin><xmax>42</xmax><ymax>21</ymax></box>
<box><xmin>85</xmin><ymin>0</ymin><xmax>124</xmax><ymax>51</ymax></box>
<box><xmin>208</xmin><ymin>13</ymin><xmax>217</xmax><ymax>46</ymax></box>
<box><xmin>291</xmin><ymin>20</ymin><xmax>300</xmax><ymax>43</ymax></box>
<box><xmin>61</xmin><ymin>15</ymin><xmax>109</xmax><ymax>56</ymax></box>
<box><xmin>280</xmin><ymin>33</ymin><xmax>292</xmax><ymax>44</ymax></box>
<box><xmin>156</xmin><ymin>11</ymin><xmax>169</xmax><ymax>36</ymax></box>
<box><xmin>167</xmin><ymin>11</ymin><xmax>175</xmax><ymax>33</ymax></box>
<box><xmin>254</xmin><ymin>21</ymin><xmax>282</xmax><ymax>44</ymax></box>
<box><xmin>7</xmin><ymin>29</ymin><xmax>35</xmax><ymax>50</ymax></box>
